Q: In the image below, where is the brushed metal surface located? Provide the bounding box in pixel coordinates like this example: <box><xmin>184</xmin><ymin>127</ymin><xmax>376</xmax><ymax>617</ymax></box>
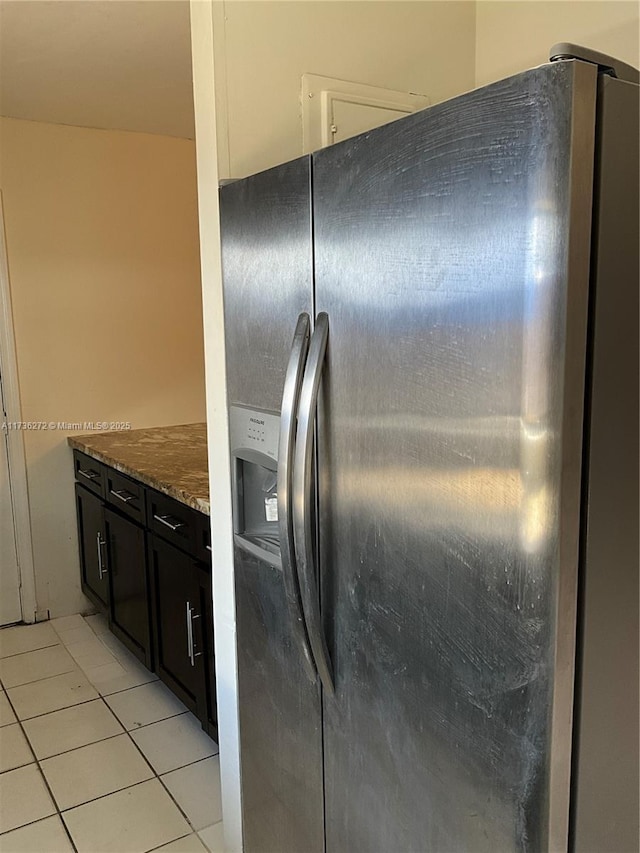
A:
<box><xmin>220</xmin><ymin>157</ymin><xmax>314</xmax><ymax>411</ymax></box>
<box><xmin>220</xmin><ymin>159</ymin><xmax>323</xmax><ymax>852</ymax></box>
<box><xmin>234</xmin><ymin>546</ymin><xmax>323</xmax><ymax>853</ymax></box>
<box><xmin>292</xmin><ymin>312</ymin><xmax>334</xmax><ymax>693</ymax></box>
<box><xmin>313</xmin><ymin>61</ymin><xmax>596</xmax><ymax>852</ymax></box>
<box><xmin>545</xmin><ymin>61</ymin><xmax>598</xmax><ymax>852</ymax></box>
<box><xmin>277</xmin><ymin>313</ymin><xmax>318</xmax><ymax>681</ymax></box>
<box><xmin>572</xmin><ymin>75</ymin><xmax>639</xmax><ymax>853</ymax></box>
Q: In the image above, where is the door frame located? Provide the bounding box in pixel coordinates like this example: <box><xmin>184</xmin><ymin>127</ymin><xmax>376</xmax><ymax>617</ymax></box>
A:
<box><xmin>0</xmin><ymin>192</ymin><xmax>37</xmax><ymax>624</ymax></box>
<box><xmin>190</xmin><ymin>2</ymin><xmax>243</xmax><ymax>851</ymax></box>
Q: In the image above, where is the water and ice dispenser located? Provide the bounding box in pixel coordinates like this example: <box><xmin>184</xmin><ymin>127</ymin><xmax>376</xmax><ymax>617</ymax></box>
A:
<box><xmin>229</xmin><ymin>406</ymin><xmax>281</xmax><ymax>567</ymax></box>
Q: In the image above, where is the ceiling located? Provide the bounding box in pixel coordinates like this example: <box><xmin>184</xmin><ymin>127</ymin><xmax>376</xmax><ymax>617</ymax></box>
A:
<box><xmin>0</xmin><ymin>0</ymin><xmax>195</xmax><ymax>138</ymax></box>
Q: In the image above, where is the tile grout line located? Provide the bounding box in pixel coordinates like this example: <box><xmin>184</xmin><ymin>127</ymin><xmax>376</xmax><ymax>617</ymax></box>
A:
<box><xmin>2</xmin><ymin>616</ymin><xmax>218</xmax><ymax>852</ymax></box>
<box><xmin>0</xmin><ymin>623</ymin><xmax>122</xmax><ymax>848</ymax></box>
<box><xmin>0</xmin><ymin>684</ymin><xmax>79</xmax><ymax>853</ymax></box>
<box><xmin>0</xmin><ymin>620</ymin><xmax>102</xmax><ymax>848</ymax></box>
<box><xmin>34</xmin><ymin>727</ymin><xmax>128</xmax><ymax>764</ymax></box>
<box><xmin>123</xmin><ymin>709</ymin><xmax>213</xmax><ymax>843</ymax></box>
<box><xmin>67</xmin><ymin>618</ymin><xmax>218</xmax><ymax>848</ymax></box>
<box><xmin>8</xmin><ymin>692</ymin><xmax>101</xmax><ymax>724</ymax></box>
<box><xmin>1</xmin><ymin>664</ymin><xmax>79</xmax><ymax>692</ymax></box>
<box><xmin>0</xmin><ymin>640</ymin><xmax>61</xmax><ymax>660</ymax></box>
<box><xmin>95</xmin><ymin>615</ymin><xmax>220</xmax><ymax>850</ymax></box>
<box><xmin>0</xmin><ymin>620</ymin><xmax>117</xmax><ymax>847</ymax></box>
<box><xmin>4</xmin><ymin>715</ymin><xmax>211</xmax><ymax>844</ymax></box>
<box><xmin>0</xmin><ymin>749</ymin><xmax>217</xmax><ymax>852</ymax></box>
<box><xmin>5</xmin><ymin>653</ymin><xmax>160</xmax><ymax>725</ymax></box>
<box><xmin>16</xmin><ymin>705</ymin><xmax>192</xmax><ymax>761</ymax></box>
<box><xmin>143</xmin><ymin>818</ymin><xmax>223</xmax><ymax>853</ymax></box>
<box><xmin>144</xmin><ymin>830</ymin><xmax>200</xmax><ymax>852</ymax></box>
<box><xmin>60</xmin><ymin>776</ymin><xmax>156</xmax><ymax>815</ymax></box>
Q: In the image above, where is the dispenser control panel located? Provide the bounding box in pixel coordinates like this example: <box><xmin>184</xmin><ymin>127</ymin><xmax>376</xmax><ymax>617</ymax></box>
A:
<box><xmin>229</xmin><ymin>406</ymin><xmax>281</xmax><ymax>568</ymax></box>
<box><xmin>229</xmin><ymin>406</ymin><xmax>280</xmax><ymax>462</ymax></box>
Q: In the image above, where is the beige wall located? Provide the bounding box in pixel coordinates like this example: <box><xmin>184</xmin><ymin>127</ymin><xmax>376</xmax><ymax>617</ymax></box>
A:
<box><xmin>476</xmin><ymin>1</ymin><xmax>639</xmax><ymax>87</ymax></box>
<box><xmin>214</xmin><ymin>0</ymin><xmax>477</xmax><ymax>178</ymax></box>
<box><xmin>216</xmin><ymin>0</ymin><xmax>640</xmax><ymax>178</ymax></box>
<box><xmin>0</xmin><ymin>117</ymin><xmax>206</xmax><ymax>618</ymax></box>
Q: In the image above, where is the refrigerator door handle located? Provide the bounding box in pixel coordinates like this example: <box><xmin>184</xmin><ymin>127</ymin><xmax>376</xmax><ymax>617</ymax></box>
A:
<box><xmin>277</xmin><ymin>312</ymin><xmax>318</xmax><ymax>682</ymax></box>
<box><xmin>293</xmin><ymin>312</ymin><xmax>335</xmax><ymax>695</ymax></box>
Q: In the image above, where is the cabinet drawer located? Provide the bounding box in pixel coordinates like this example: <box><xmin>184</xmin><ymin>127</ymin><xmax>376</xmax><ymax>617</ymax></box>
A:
<box><xmin>147</xmin><ymin>489</ymin><xmax>198</xmax><ymax>553</ymax></box>
<box><xmin>73</xmin><ymin>450</ymin><xmax>105</xmax><ymax>498</ymax></box>
<box><xmin>105</xmin><ymin>469</ymin><xmax>146</xmax><ymax>525</ymax></box>
<box><xmin>196</xmin><ymin>513</ymin><xmax>212</xmax><ymax>564</ymax></box>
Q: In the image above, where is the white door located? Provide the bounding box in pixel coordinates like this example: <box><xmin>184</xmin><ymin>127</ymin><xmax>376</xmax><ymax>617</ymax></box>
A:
<box><xmin>0</xmin><ymin>376</ymin><xmax>21</xmax><ymax>625</ymax></box>
<box><xmin>301</xmin><ymin>74</ymin><xmax>430</xmax><ymax>153</ymax></box>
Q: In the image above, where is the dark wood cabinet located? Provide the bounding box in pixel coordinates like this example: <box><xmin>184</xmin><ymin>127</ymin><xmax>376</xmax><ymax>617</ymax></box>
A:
<box><xmin>105</xmin><ymin>507</ymin><xmax>152</xmax><ymax>669</ymax></box>
<box><xmin>74</xmin><ymin>451</ymin><xmax>105</xmax><ymax>499</ymax></box>
<box><xmin>147</xmin><ymin>526</ymin><xmax>217</xmax><ymax>739</ymax></box>
<box><xmin>73</xmin><ymin>452</ymin><xmax>216</xmax><ymax>738</ymax></box>
<box><xmin>106</xmin><ymin>469</ymin><xmax>147</xmax><ymax>526</ymax></box>
<box><xmin>196</xmin><ymin>558</ymin><xmax>217</xmax><ymax>739</ymax></box>
<box><xmin>147</xmin><ymin>489</ymin><xmax>196</xmax><ymax>554</ymax></box>
<box><xmin>148</xmin><ymin>534</ymin><xmax>206</xmax><ymax>717</ymax></box>
<box><xmin>76</xmin><ymin>484</ymin><xmax>109</xmax><ymax>610</ymax></box>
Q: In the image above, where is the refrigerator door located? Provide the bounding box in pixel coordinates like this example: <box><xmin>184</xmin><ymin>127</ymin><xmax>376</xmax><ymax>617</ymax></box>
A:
<box><xmin>220</xmin><ymin>159</ymin><xmax>324</xmax><ymax>853</ymax></box>
<box><xmin>572</xmin><ymin>74</ymin><xmax>639</xmax><ymax>853</ymax></box>
<box><xmin>313</xmin><ymin>61</ymin><xmax>597</xmax><ymax>852</ymax></box>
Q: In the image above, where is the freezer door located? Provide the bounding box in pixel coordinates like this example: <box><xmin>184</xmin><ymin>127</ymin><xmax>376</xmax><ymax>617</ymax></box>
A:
<box><xmin>313</xmin><ymin>61</ymin><xmax>597</xmax><ymax>851</ymax></box>
<box><xmin>220</xmin><ymin>159</ymin><xmax>324</xmax><ymax>853</ymax></box>
<box><xmin>221</xmin><ymin>158</ymin><xmax>314</xmax><ymax>412</ymax></box>
<box><xmin>233</xmin><ymin>546</ymin><xmax>323</xmax><ymax>852</ymax></box>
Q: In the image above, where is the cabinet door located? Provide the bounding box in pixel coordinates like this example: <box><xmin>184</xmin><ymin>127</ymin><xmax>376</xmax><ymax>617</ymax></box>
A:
<box><xmin>195</xmin><ymin>560</ymin><xmax>217</xmax><ymax>739</ymax></box>
<box><xmin>104</xmin><ymin>507</ymin><xmax>151</xmax><ymax>667</ymax></box>
<box><xmin>148</xmin><ymin>534</ymin><xmax>203</xmax><ymax>715</ymax></box>
<box><xmin>75</xmin><ymin>484</ymin><xmax>108</xmax><ymax>610</ymax></box>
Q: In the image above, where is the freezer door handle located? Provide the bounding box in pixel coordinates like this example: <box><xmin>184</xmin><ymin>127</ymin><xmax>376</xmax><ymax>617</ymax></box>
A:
<box><xmin>293</xmin><ymin>312</ymin><xmax>334</xmax><ymax>694</ymax></box>
<box><xmin>277</xmin><ymin>312</ymin><xmax>317</xmax><ymax>681</ymax></box>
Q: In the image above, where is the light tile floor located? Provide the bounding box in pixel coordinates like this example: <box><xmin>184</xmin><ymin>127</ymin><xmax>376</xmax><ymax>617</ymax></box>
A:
<box><xmin>0</xmin><ymin>614</ymin><xmax>223</xmax><ymax>852</ymax></box>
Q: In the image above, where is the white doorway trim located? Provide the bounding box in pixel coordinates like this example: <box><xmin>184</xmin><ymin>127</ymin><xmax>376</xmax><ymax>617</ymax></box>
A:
<box><xmin>0</xmin><ymin>192</ymin><xmax>37</xmax><ymax>624</ymax></box>
<box><xmin>190</xmin><ymin>2</ymin><xmax>242</xmax><ymax>850</ymax></box>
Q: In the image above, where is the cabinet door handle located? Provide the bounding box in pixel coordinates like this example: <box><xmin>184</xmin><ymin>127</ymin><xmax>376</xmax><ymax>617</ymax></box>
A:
<box><xmin>79</xmin><ymin>468</ymin><xmax>100</xmax><ymax>481</ymax></box>
<box><xmin>96</xmin><ymin>532</ymin><xmax>107</xmax><ymax>579</ymax></box>
<box><xmin>186</xmin><ymin>601</ymin><xmax>193</xmax><ymax>663</ymax></box>
<box><xmin>110</xmin><ymin>488</ymin><xmax>136</xmax><ymax>504</ymax></box>
<box><xmin>154</xmin><ymin>513</ymin><xmax>185</xmax><ymax>532</ymax></box>
<box><xmin>205</xmin><ymin>545</ymin><xmax>212</xmax><ymax>552</ymax></box>
<box><xmin>186</xmin><ymin>601</ymin><xmax>202</xmax><ymax>667</ymax></box>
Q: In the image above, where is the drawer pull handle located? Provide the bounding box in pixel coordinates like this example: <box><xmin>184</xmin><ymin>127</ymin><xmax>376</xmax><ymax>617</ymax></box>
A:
<box><xmin>154</xmin><ymin>513</ymin><xmax>185</xmax><ymax>532</ymax></box>
<box><xmin>110</xmin><ymin>488</ymin><xmax>136</xmax><ymax>504</ymax></box>
<box><xmin>79</xmin><ymin>468</ymin><xmax>100</xmax><ymax>481</ymax></box>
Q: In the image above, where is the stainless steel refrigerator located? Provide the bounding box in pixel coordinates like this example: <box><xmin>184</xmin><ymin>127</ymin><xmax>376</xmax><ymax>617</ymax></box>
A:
<box><xmin>220</xmin><ymin>47</ymin><xmax>638</xmax><ymax>853</ymax></box>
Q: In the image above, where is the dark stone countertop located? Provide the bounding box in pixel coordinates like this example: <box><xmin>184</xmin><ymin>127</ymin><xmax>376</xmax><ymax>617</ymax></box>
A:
<box><xmin>68</xmin><ymin>423</ymin><xmax>210</xmax><ymax>515</ymax></box>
